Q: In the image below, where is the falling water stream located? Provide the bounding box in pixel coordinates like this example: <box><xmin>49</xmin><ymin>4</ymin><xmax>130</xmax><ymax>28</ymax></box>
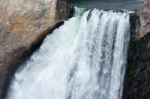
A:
<box><xmin>7</xmin><ymin>8</ymin><xmax>130</xmax><ymax>99</ymax></box>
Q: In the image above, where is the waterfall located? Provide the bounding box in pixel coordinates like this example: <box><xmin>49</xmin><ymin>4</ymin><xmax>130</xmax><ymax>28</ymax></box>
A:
<box><xmin>7</xmin><ymin>8</ymin><xmax>130</xmax><ymax>99</ymax></box>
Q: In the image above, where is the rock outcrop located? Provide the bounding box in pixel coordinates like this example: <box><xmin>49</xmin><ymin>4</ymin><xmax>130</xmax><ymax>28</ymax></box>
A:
<box><xmin>123</xmin><ymin>0</ymin><xmax>150</xmax><ymax>99</ymax></box>
<box><xmin>0</xmin><ymin>0</ymin><xmax>70</xmax><ymax>98</ymax></box>
<box><xmin>138</xmin><ymin>0</ymin><xmax>150</xmax><ymax>38</ymax></box>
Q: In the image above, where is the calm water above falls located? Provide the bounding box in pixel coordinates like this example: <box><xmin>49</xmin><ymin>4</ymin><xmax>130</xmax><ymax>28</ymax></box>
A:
<box><xmin>71</xmin><ymin>0</ymin><xmax>144</xmax><ymax>10</ymax></box>
<box><xmin>7</xmin><ymin>8</ymin><xmax>130</xmax><ymax>99</ymax></box>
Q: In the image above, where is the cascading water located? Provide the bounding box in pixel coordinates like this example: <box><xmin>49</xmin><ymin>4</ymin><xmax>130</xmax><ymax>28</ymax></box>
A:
<box><xmin>7</xmin><ymin>8</ymin><xmax>130</xmax><ymax>99</ymax></box>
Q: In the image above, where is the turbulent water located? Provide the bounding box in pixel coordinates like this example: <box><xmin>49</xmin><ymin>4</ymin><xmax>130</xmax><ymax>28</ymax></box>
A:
<box><xmin>7</xmin><ymin>8</ymin><xmax>130</xmax><ymax>99</ymax></box>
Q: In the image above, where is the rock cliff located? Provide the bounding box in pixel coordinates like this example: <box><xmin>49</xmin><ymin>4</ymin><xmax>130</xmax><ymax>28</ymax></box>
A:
<box><xmin>123</xmin><ymin>0</ymin><xmax>150</xmax><ymax>99</ymax></box>
<box><xmin>138</xmin><ymin>0</ymin><xmax>150</xmax><ymax>38</ymax></box>
<box><xmin>0</xmin><ymin>0</ymin><xmax>70</xmax><ymax>98</ymax></box>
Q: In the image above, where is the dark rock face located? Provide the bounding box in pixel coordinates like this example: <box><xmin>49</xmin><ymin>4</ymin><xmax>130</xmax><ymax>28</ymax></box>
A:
<box><xmin>123</xmin><ymin>32</ymin><xmax>150</xmax><ymax>99</ymax></box>
<box><xmin>136</xmin><ymin>33</ymin><xmax>150</xmax><ymax>99</ymax></box>
<box><xmin>0</xmin><ymin>0</ymin><xmax>70</xmax><ymax>98</ymax></box>
<box><xmin>123</xmin><ymin>0</ymin><xmax>150</xmax><ymax>99</ymax></box>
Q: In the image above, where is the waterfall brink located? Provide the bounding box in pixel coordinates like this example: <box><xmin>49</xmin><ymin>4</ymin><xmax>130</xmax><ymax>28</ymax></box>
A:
<box><xmin>7</xmin><ymin>8</ymin><xmax>130</xmax><ymax>99</ymax></box>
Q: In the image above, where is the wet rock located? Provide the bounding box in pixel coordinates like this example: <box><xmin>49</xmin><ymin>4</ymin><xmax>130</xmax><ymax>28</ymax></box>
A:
<box><xmin>124</xmin><ymin>32</ymin><xmax>150</xmax><ymax>99</ymax></box>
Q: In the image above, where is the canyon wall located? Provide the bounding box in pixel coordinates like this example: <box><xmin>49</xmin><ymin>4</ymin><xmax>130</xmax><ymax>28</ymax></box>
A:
<box><xmin>123</xmin><ymin>0</ymin><xmax>150</xmax><ymax>98</ymax></box>
<box><xmin>0</xmin><ymin>0</ymin><xmax>70</xmax><ymax>98</ymax></box>
<box><xmin>139</xmin><ymin>0</ymin><xmax>150</xmax><ymax>38</ymax></box>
